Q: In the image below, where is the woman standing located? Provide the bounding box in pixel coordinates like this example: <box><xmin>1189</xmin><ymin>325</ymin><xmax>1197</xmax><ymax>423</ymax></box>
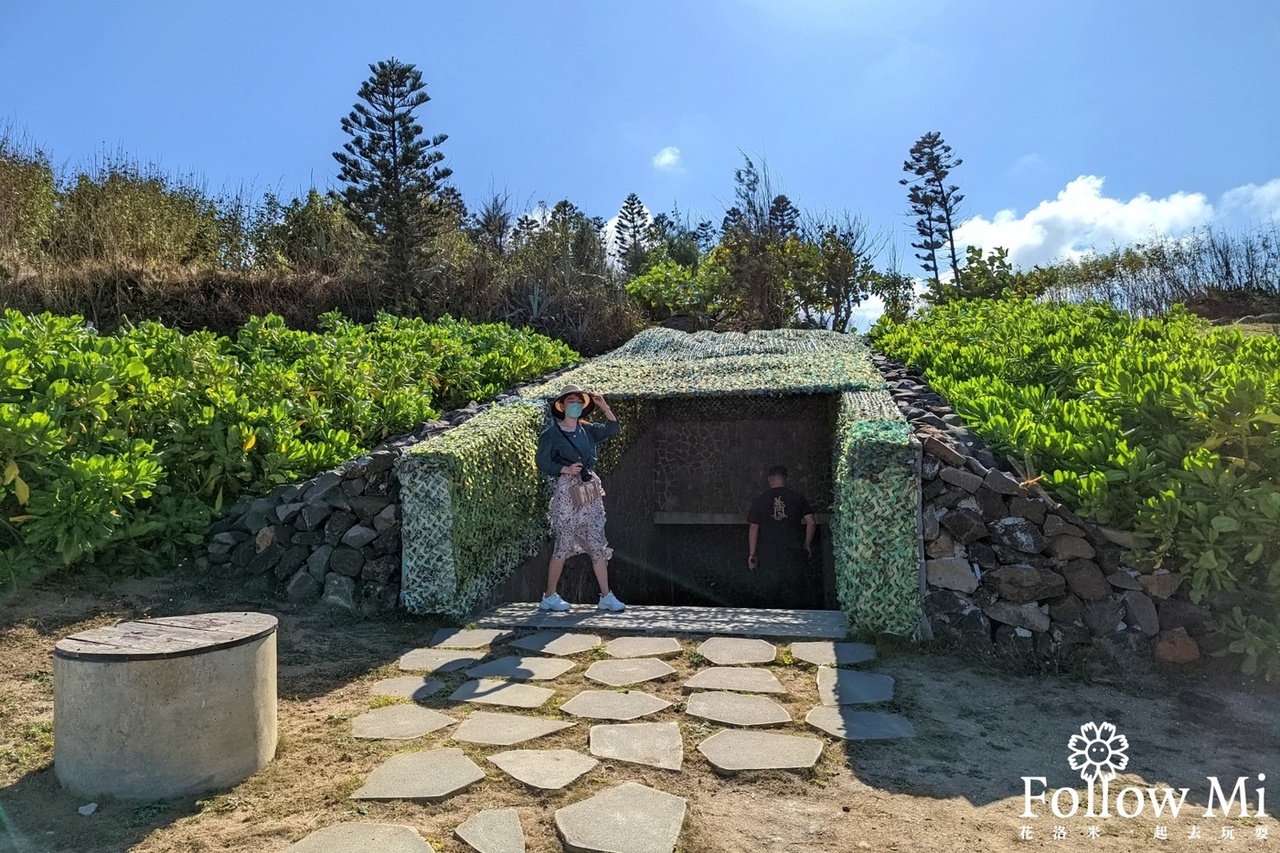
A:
<box><xmin>533</xmin><ymin>385</ymin><xmax>626</xmax><ymax>613</ymax></box>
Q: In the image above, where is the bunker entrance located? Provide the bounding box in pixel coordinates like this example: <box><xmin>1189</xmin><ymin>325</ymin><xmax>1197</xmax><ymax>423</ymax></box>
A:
<box><xmin>492</xmin><ymin>394</ymin><xmax>838</xmax><ymax>610</ymax></box>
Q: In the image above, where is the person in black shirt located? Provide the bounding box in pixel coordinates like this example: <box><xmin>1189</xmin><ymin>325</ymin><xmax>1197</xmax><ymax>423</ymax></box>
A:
<box><xmin>747</xmin><ymin>465</ymin><xmax>817</xmax><ymax>608</ymax></box>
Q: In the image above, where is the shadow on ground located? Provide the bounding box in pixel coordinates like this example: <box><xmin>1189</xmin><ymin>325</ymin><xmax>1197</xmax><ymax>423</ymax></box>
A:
<box><xmin>0</xmin><ymin>564</ymin><xmax>446</xmax><ymax>853</ymax></box>
<box><xmin>837</xmin><ymin>645</ymin><xmax>1280</xmax><ymax>813</ymax></box>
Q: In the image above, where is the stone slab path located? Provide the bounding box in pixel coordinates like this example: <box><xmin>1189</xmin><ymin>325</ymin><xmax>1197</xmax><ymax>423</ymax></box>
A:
<box><xmin>488</xmin><ymin>749</ymin><xmax>598</xmax><ymax>790</ymax></box>
<box><xmin>352</xmin><ymin>705</ymin><xmax>453</xmax><ymax>740</ymax></box>
<box><xmin>450</xmin><ymin>710</ymin><xmax>575</xmax><ymax>746</ymax></box>
<box><xmin>584</xmin><ymin>658</ymin><xmax>676</xmax><ymax>686</ymax></box>
<box><xmin>789</xmin><ymin>640</ymin><xmax>877</xmax><ymax>667</ymax></box>
<box><xmin>285</xmin><ymin>823</ymin><xmax>434</xmax><ymax>852</ymax></box>
<box><xmin>455</xmin><ymin>808</ymin><xmax>525</xmax><ymax>853</ymax></box>
<box><xmin>697</xmin><ymin>637</ymin><xmax>776</xmax><ymax>665</ymax></box>
<box><xmin>509</xmin><ymin>630</ymin><xmax>601</xmax><ymax>656</ymax></box>
<box><xmin>369</xmin><ymin>676</ymin><xmax>444</xmax><ymax>702</ymax></box>
<box><xmin>464</xmin><ymin>654</ymin><xmax>575</xmax><ymax>681</ymax></box>
<box><xmin>348</xmin><ymin>628</ymin><xmax>911</xmax><ymax>852</ymax></box>
<box><xmin>683</xmin><ymin>667</ymin><xmax>786</xmax><ymax>694</ymax></box>
<box><xmin>697</xmin><ymin>730</ymin><xmax>824</xmax><ymax>772</ymax></box>
<box><xmin>605</xmin><ymin>636</ymin><xmax>683</xmax><ymax>658</ymax></box>
<box><xmin>353</xmin><ymin>749</ymin><xmax>484</xmax><ymax>802</ymax></box>
<box><xmin>449</xmin><ymin>679</ymin><xmax>554</xmax><ymax>709</ymax></box>
<box><xmin>431</xmin><ymin>627</ymin><xmax>512</xmax><ymax>649</ymax></box>
<box><xmin>554</xmin><ymin>781</ymin><xmax>687</xmax><ymax>853</ymax></box>
<box><xmin>816</xmin><ymin>667</ymin><xmax>895</xmax><ymax>705</ymax></box>
<box><xmin>589</xmin><ymin>722</ymin><xmax>683</xmax><ymax>770</ymax></box>
<box><xmin>399</xmin><ymin>647</ymin><xmax>483</xmax><ymax>673</ymax></box>
<box><xmin>476</xmin><ymin>604</ymin><xmax>848</xmax><ymax>639</ymax></box>
<box><xmin>560</xmin><ymin>689</ymin><xmax>671</xmax><ymax>720</ymax></box>
<box><xmin>685</xmin><ymin>691</ymin><xmax>791</xmax><ymax>727</ymax></box>
<box><xmin>806</xmin><ymin>706</ymin><xmax>916</xmax><ymax>740</ymax></box>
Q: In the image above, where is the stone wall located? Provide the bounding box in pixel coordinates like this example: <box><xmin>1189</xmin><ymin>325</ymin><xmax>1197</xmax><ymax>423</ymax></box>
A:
<box><xmin>872</xmin><ymin>353</ymin><xmax>1208</xmax><ymax>668</ymax></box>
<box><xmin>201</xmin><ymin>365</ymin><xmax>581</xmax><ymax>613</ymax></box>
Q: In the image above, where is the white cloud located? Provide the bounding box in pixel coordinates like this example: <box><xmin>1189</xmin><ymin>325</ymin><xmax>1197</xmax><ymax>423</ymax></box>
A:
<box><xmin>651</xmin><ymin>146</ymin><xmax>684</xmax><ymax>173</ymax></box>
<box><xmin>954</xmin><ymin>175</ymin><xmax>1214</xmax><ymax>268</ymax></box>
<box><xmin>1221</xmin><ymin>178</ymin><xmax>1280</xmax><ymax>221</ymax></box>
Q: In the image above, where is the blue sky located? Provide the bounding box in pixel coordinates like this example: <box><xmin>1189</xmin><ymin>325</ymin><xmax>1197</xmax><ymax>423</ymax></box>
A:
<box><xmin>3</xmin><ymin>0</ymin><xmax>1279</xmax><ymax>281</ymax></box>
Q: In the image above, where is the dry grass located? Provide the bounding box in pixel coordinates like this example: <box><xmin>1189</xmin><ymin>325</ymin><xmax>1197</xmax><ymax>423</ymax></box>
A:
<box><xmin>2</xmin><ymin>569</ymin><xmax>1279</xmax><ymax>852</ymax></box>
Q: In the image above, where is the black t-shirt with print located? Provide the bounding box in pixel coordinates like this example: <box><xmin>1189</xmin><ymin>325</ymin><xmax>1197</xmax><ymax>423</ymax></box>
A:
<box><xmin>747</xmin><ymin>487</ymin><xmax>814</xmax><ymax>555</ymax></box>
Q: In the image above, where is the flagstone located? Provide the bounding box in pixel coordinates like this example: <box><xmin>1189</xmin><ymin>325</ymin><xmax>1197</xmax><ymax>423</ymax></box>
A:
<box><xmin>696</xmin><ymin>730</ymin><xmax>823</xmax><ymax>772</ymax></box>
<box><xmin>589</xmin><ymin>722</ymin><xmax>683</xmax><ymax>771</ymax></box>
<box><xmin>684</xmin><ymin>691</ymin><xmax>791</xmax><ymax>727</ymax></box>
<box><xmin>805</xmin><ymin>707</ymin><xmax>915</xmax><ymax>740</ymax></box>
<box><xmin>450</xmin><ymin>679</ymin><xmax>554</xmax><ymax>709</ymax></box>
<box><xmin>465</xmin><ymin>655</ymin><xmax>575</xmax><ymax>681</ymax></box>
<box><xmin>584</xmin><ymin>658</ymin><xmax>676</xmax><ymax>687</ymax></box>
<box><xmin>605</xmin><ymin>636</ymin><xmax>683</xmax><ymax>658</ymax></box>
<box><xmin>399</xmin><ymin>648</ymin><xmax>483</xmax><ymax>673</ymax></box>
<box><xmin>815</xmin><ymin>667</ymin><xmax>894</xmax><ymax>705</ymax></box>
<box><xmin>431</xmin><ymin>627</ymin><xmax>512</xmax><ymax>649</ymax></box>
<box><xmin>455</xmin><ymin>808</ymin><xmax>525</xmax><ymax>853</ymax></box>
<box><xmin>696</xmin><ymin>637</ymin><xmax>776</xmax><ymax>665</ymax></box>
<box><xmin>370</xmin><ymin>676</ymin><xmax>445</xmax><ymax>702</ymax></box>
<box><xmin>450</xmin><ymin>710</ymin><xmax>575</xmax><ymax>746</ymax></box>
<box><xmin>683</xmin><ymin>667</ymin><xmax>786</xmax><ymax>694</ymax></box>
<box><xmin>488</xmin><ymin>749</ymin><xmax>598</xmax><ymax>790</ymax></box>
<box><xmin>285</xmin><ymin>823</ymin><xmax>434</xmax><ymax>852</ymax></box>
<box><xmin>509</xmin><ymin>630</ymin><xmax>601</xmax><ymax>656</ymax></box>
<box><xmin>559</xmin><ymin>690</ymin><xmax>671</xmax><ymax>720</ymax></box>
<box><xmin>352</xmin><ymin>749</ymin><xmax>484</xmax><ymax>802</ymax></box>
<box><xmin>789</xmin><ymin>641</ymin><xmax>877</xmax><ymax>667</ymax></box>
<box><xmin>554</xmin><ymin>781</ymin><xmax>687</xmax><ymax>853</ymax></box>
<box><xmin>352</xmin><ymin>705</ymin><xmax>454</xmax><ymax>740</ymax></box>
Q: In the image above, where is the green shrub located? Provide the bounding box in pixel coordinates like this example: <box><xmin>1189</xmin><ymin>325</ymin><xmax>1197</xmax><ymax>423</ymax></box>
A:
<box><xmin>871</xmin><ymin>299</ymin><xmax>1280</xmax><ymax>667</ymax></box>
<box><xmin>0</xmin><ymin>310</ymin><xmax>576</xmax><ymax>586</ymax></box>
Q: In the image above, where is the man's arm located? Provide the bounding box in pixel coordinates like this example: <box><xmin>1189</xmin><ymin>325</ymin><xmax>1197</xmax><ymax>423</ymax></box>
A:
<box><xmin>747</xmin><ymin>523</ymin><xmax>759</xmax><ymax>570</ymax></box>
<box><xmin>802</xmin><ymin>514</ymin><xmax>816</xmax><ymax>555</ymax></box>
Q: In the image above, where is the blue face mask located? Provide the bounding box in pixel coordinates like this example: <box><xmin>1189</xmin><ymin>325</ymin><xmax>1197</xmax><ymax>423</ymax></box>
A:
<box><xmin>564</xmin><ymin>401</ymin><xmax>584</xmax><ymax>419</ymax></box>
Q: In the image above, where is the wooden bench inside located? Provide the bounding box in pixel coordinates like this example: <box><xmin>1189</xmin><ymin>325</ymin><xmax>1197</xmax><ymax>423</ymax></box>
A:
<box><xmin>652</xmin><ymin>512</ymin><xmax>832</xmax><ymax>525</ymax></box>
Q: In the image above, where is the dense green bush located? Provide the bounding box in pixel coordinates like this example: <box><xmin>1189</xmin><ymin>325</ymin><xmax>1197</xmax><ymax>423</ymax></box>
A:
<box><xmin>871</xmin><ymin>299</ymin><xmax>1280</xmax><ymax>674</ymax></box>
<box><xmin>0</xmin><ymin>310</ymin><xmax>576</xmax><ymax>586</ymax></box>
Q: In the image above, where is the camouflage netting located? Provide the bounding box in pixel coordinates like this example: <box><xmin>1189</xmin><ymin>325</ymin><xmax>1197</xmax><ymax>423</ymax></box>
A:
<box><xmin>398</xmin><ymin>402</ymin><xmax>550</xmax><ymax>617</ymax></box>
<box><xmin>831</xmin><ymin>391</ymin><xmax>923</xmax><ymax>638</ymax></box>
<box><xmin>398</xmin><ymin>328</ymin><xmax>921</xmax><ymax>632</ymax></box>
<box><xmin>516</xmin><ymin>327</ymin><xmax>885</xmax><ymax>399</ymax></box>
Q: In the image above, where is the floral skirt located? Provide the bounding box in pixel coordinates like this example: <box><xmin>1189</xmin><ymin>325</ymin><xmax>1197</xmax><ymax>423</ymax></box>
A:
<box><xmin>549</xmin><ymin>473</ymin><xmax>613</xmax><ymax>562</ymax></box>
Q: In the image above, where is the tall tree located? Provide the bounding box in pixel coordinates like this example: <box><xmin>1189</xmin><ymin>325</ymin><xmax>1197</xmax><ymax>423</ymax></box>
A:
<box><xmin>333</xmin><ymin>58</ymin><xmax>452</xmax><ymax>308</ymax></box>
<box><xmin>717</xmin><ymin>156</ymin><xmax>798</xmax><ymax>329</ymax></box>
<box><xmin>614</xmin><ymin>193</ymin><xmax>650</xmax><ymax>276</ymax></box>
<box><xmin>900</xmin><ymin>131</ymin><xmax>964</xmax><ymax>289</ymax></box>
<box><xmin>794</xmin><ymin>213</ymin><xmax>883</xmax><ymax>333</ymax></box>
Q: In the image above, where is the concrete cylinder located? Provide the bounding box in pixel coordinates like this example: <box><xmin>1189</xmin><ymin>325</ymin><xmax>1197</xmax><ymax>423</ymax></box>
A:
<box><xmin>53</xmin><ymin>612</ymin><xmax>277</xmax><ymax>801</ymax></box>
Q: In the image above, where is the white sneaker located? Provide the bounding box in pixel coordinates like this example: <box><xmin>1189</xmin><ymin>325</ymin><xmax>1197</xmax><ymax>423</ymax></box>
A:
<box><xmin>598</xmin><ymin>591</ymin><xmax>625</xmax><ymax>612</ymax></box>
<box><xmin>540</xmin><ymin>592</ymin><xmax>571</xmax><ymax>612</ymax></box>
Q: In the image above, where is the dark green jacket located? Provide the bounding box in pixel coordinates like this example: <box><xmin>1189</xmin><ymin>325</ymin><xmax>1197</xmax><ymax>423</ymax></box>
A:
<box><xmin>535</xmin><ymin>419</ymin><xmax>620</xmax><ymax>477</ymax></box>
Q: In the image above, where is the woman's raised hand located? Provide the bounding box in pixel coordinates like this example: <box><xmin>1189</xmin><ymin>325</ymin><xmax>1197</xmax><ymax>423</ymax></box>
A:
<box><xmin>561</xmin><ymin>463</ymin><xmax>584</xmax><ymax>477</ymax></box>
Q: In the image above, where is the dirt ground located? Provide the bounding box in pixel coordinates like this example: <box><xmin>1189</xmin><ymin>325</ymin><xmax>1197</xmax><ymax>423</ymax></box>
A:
<box><xmin>2</xmin><ymin>568</ymin><xmax>1278</xmax><ymax>853</ymax></box>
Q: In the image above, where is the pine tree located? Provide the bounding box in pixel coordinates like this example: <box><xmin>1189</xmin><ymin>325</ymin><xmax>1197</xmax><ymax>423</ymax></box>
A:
<box><xmin>614</xmin><ymin>193</ymin><xmax>650</xmax><ymax>276</ymax></box>
<box><xmin>333</xmin><ymin>58</ymin><xmax>452</xmax><ymax>308</ymax></box>
<box><xmin>900</xmin><ymin>132</ymin><xmax>964</xmax><ymax>291</ymax></box>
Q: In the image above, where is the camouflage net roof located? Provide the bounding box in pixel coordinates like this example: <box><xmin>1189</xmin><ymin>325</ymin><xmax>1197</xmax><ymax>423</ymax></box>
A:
<box><xmin>516</xmin><ymin>328</ymin><xmax>884</xmax><ymax>400</ymax></box>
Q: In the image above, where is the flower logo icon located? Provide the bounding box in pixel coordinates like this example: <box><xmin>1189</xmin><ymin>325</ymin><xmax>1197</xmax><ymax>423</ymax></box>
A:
<box><xmin>1068</xmin><ymin>721</ymin><xmax>1129</xmax><ymax>782</ymax></box>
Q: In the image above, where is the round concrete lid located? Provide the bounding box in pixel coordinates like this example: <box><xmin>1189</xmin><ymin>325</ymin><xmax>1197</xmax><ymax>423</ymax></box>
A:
<box><xmin>54</xmin><ymin>612</ymin><xmax>278</xmax><ymax>662</ymax></box>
